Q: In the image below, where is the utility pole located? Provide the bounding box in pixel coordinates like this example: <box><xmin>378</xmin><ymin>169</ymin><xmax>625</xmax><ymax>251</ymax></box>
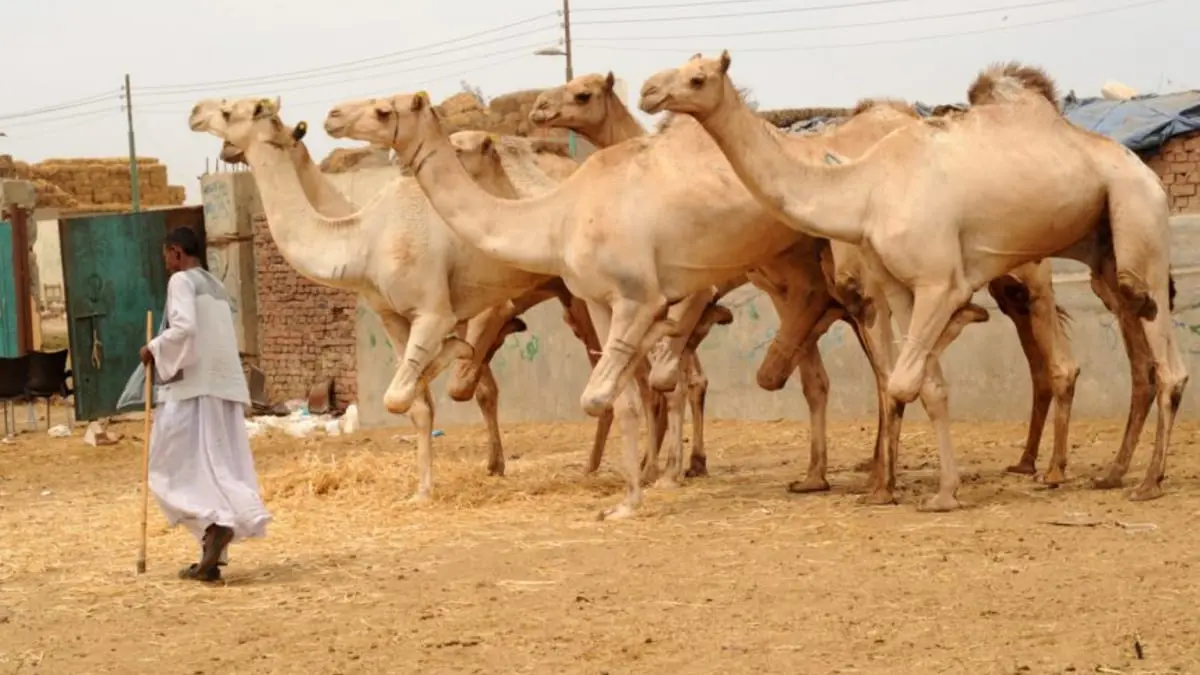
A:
<box><xmin>561</xmin><ymin>0</ymin><xmax>576</xmax><ymax>157</ymax></box>
<box><xmin>123</xmin><ymin>73</ymin><xmax>141</xmax><ymax>213</ymax></box>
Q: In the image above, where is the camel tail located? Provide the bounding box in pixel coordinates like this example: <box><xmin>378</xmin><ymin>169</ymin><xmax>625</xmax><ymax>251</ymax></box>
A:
<box><xmin>967</xmin><ymin>62</ymin><xmax>1060</xmax><ymax>109</ymax></box>
<box><xmin>1169</xmin><ymin>270</ymin><xmax>1177</xmax><ymax>313</ymax></box>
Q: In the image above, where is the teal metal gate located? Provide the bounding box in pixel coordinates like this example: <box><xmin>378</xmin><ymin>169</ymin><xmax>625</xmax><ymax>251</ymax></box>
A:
<box><xmin>59</xmin><ymin>206</ymin><xmax>205</xmax><ymax>420</ymax></box>
<box><xmin>0</xmin><ymin>220</ymin><xmax>17</xmax><ymax>357</ymax></box>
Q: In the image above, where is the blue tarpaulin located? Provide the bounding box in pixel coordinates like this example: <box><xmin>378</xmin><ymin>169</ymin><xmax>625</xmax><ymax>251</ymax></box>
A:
<box><xmin>1061</xmin><ymin>91</ymin><xmax>1200</xmax><ymax>153</ymax></box>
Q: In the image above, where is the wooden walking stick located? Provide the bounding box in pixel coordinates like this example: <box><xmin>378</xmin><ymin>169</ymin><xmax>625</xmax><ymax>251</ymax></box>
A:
<box><xmin>137</xmin><ymin>310</ymin><xmax>153</xmax><ymax>574</ymax></box>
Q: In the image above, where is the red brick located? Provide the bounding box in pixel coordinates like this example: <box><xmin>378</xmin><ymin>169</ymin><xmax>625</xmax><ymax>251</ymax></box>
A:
<box><xmin>1184</xmin><ymin>135</ymin><xmax>1200</xmax><ymax>151</ymax></box>
<box><xmin>253</xmin><ymin>214</ymin><xmax>358</xmax><ymax>406</ymax></box>
<box><xmin>1162</xmin><ymin>173</ymin><xmax>1176</xmax><ymax>185</ymax></box>
<box><xmin>1169</xmin><ymin>183</ymin><xmax>1197</xmax><ymax>197</ymax></box>
<box><xmin>1189</xmin><ymin>172</ymin><xmax>1200</xmax><ymax>185</ymax></box>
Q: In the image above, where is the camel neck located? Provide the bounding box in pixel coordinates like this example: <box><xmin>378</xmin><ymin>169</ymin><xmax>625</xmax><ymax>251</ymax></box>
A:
<box><xmin>694</xmin><ymin>83</ymin><xmax>871</xmax><ymax>245</ymax></box>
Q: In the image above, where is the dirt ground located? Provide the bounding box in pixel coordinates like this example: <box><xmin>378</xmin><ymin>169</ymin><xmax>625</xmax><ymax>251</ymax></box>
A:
<box><xmin>2</xmin><ymin>410</ymin><xmax>1200</xmax><ymax>675</ymax></box>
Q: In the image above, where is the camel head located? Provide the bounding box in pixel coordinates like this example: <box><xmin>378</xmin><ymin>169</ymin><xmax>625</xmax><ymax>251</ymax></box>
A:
<box><xmin>325</xmin><ymin>92</ymin><xmax>436</xmax><ymax>160</ymax></box>
<box><xmin>530</xmin><ymin>72</ymin><xmax>617</xmax><ymax>131</ymax></box>
<box><xmin>218</xmin><ymin>118</ymin><xmax>307</xmax><ymax>165</ymax></box>
<box><xmin>189</xmin><ymin>96</ymin><xmax>304</xmax><ymax>156</ymax></box>
<box><xmin>639</xmin><ymin>50</ymin><xmax>733</xmax><ymax>118</ymax></box>
<box><xmin>448</xmin><ymin>130</ymin><xmax>503</xmax><ymax>180</ymax></box>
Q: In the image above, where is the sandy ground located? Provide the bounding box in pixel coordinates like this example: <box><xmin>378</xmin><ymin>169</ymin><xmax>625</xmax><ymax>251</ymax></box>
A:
<box><xmin>2</xmin><ymin>408</ymin><xmax>1200</xmax><ymax>674</ymax></box>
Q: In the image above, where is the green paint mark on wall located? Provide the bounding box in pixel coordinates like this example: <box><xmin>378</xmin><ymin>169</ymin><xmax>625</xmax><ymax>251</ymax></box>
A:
<box><xmin>369</xmin><ymin>332</ymin><xmax>377</xmax><ymax>348</ymax></box>
<box><xmin>521</xmin><ymin>335</ymin><xmax>540</xmax><ymax>361</ymax></box>
<box><xmin>747</xmin><ymin>301</ymin><xmax>759</xmax><ymax>321</ymax></box>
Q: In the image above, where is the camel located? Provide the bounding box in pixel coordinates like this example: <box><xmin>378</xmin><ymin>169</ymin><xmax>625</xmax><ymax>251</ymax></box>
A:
<box><xmin>642</xmin><ymin>51</ymin><xmax>1186</xmax><ymax>508</ymax></box>
<box><xmin>531</xmin><ymin>72</ymin><xmax>1080</xmax><ymax>491</ymax></box>
<box><xmin>189</xmin><ymin>96</ymin><xmax>601</xmax><ymax>502</ymax></box>
<box><xmin>324</xmin><ymin>91</ymin><xmax>817</xmax><ymax>519</ymax></box>
<box><xmin>441</xmin><ymin>131</ymin><xmax>737</xmax><ymax>484</ymax></box>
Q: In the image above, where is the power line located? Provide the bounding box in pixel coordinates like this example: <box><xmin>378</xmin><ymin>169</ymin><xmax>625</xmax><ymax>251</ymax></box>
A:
<box><xmin>0</xmin><ymin>90</ymin><xmax>121</xmax><ymax>122</ymax></box>
<box><xmin>573</xmin><ymin>0</ymin><xmax>919</xmax><ymax>13</ymax></box>
<box><xmin>577</xmin><ymin>0</ymin><xmax>1168</xmax><ymax>51</ymax></box>
<box><xmin>0</xmin><ymin>107</ymin><xmax>122</xmax><ymax>130</ymax></box>
<box><xmin>135</xmin><ymin>43</ymin><xmax>552</xmax><ymax>112</ymax></box>
<box><xmin>574</xmin><ymin>0</ymin><xmax>1096</xmax><ymax>39</ymax></box>
<box><xmin>573</xmin><ymin>0</ymin><xmax>1098</xmax><ymax>24</ymax></box>
<box><xmin>137</xmin><ymin>13</ymin><xmax>559</xmax><ymax>94</ymax></box>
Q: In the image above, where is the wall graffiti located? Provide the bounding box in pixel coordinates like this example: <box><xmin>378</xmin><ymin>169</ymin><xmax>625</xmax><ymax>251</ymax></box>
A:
<box><xmin>201</xmin><ymin>180</ymin><xmax>232</xmax><ymax>226</ymax></box>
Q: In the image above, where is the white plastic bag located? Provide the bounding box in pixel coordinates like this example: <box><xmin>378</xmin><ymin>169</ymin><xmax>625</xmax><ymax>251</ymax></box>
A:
<box><xmin>114</xmin><ymin>314</ymin><xmax>167</xmax><ymax>413</ymax></box>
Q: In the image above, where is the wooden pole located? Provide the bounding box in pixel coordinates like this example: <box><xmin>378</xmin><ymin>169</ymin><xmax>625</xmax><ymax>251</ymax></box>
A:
<box><xmin>136</xmin><ymin>310</ymin><xmax>152</xmax><ymax>574</ymax></box>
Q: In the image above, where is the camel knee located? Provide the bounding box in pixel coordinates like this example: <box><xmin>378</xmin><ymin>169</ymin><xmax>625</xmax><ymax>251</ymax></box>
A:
<box><xmin>756</xmin><ymin>345</ymin><xmax>794</xmax><ymax>391</ymax></box>
<box><xmin>1116</xmin><ymin>270</ymin><xmax>1157</xmax><ymax>321</ymax></box>
<box><xmin>446</xmin><ymin>359</ymin><xmax>481</xmax><ymax>402</ymax></box>
<box><xmin>648</xmin><ymin>350</ymin><xmax>681</xmax><ymax>392</ymax></box>
<box><xmin>1051</xmin><ymin>363</ymin><xmax>1080</xmax><ymax>399</ymax></box>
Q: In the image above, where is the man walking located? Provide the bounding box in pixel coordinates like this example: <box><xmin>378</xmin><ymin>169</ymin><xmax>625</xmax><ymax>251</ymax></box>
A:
<box><xmin>140</xmin><ymin>226</ymin><xmax>271</xmax><ymax>582</ymax></box>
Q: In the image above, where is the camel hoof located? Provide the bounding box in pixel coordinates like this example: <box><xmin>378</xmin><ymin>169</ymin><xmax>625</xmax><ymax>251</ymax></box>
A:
<box><xmin>1041</xmin><ymin>466</ymin><xmax>1067</xmax><ymax>487</ymax></box>
<box><xmin>853</xmin><ymin>458</ymin><xmax>876</xmax><ymax>473</ymax></box>
<box><xmin>1091</xmin><ymin>474</ymin><xmax>1125</xmax><ymax>490</ymax></box>
<box><xmin>597</xmin><ymin>502</ymin><xmax>638</xmax><ymax>521</ymax></box>
<box><xmin>408</xmin><ymin>491</ymin><xmax>432</xmax><ymax>504</ymax></box>
<box><xmin>640</xmin><ymin>466</ymin><xmax>661</xmax><ymax>486</ymax></box>
<box><xmin>1005</xmin><ymin>462</ymin><xmax>1037</xmax><ymax>476</ymax></box>
<box><xmin>860</xmin><ymin>489</ymin><xmax>897</xmax><ymax>506</ymax></box>
<box><xmin>918</xmin><ymin>494</ymin><xmax>961</xmax><ymax>512</ymax></box>
<box><xmin>487</xmin><ymin>462</ymin><xmax>505</xmax><ymax>477</ymax></box>
<box><xmin>787</xmin><ymin>476</ymin><xmax>831</xmax><ymax>494</ymax></box>
<box><xmin>685</xmin><ymin>456</ymin><xmax>708</xmax><ymax>478</ymax></box>
<box><xmin>1128</xmin><ymin>483</ymin><xmax>1164</xmax><ymax>502</ymax></box>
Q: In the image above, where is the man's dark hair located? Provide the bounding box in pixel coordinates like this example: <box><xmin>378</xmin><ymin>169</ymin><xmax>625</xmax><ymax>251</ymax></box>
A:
<box><xmin>163</xmin><ymin>226</ymin><xmax>208</xmax><ymax>270</ymax></box>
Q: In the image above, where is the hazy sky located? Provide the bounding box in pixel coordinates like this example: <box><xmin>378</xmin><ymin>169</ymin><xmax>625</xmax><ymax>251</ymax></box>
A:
<box><xmin>1</xmin><ymin>0</ymin><xmax>1193</xmax><ymax>203</ymax></box>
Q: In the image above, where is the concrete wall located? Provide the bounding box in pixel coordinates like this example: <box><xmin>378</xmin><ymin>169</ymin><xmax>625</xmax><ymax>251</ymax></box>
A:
<box><xmin>355</xmin><ymin>217</ymin><xmax>1200</xmax><ymax>429</ymax></box>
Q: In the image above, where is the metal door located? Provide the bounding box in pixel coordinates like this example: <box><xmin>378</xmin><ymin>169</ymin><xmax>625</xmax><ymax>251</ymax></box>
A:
<box><xmin>0</xmin><ymin>220</ymin><xmax>16</xmax><ymax>357</ymax></box>
<box><xmin>59</xmin><ymin>207</ymin><xmax>206</xmax><ymax>419</ymax></box>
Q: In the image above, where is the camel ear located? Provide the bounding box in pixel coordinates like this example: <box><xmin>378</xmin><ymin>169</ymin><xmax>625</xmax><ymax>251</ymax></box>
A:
<box><xmin>604</xmin><ymin>72</ymin><xmax>616</xmax><ymax>91</ymax></box>
<box><xmin>292</xmin><ymin>120</ymin><xmax>308</xmax><ymax>141</ymax></box>
<box><xmin>719</xmin><ymin>50</ymin><xmax>731</xmax><ymax>74</ymax></box>
<box><xmin>689</xmin><ymin>52</ymin><xmax>702</xmax><ymax>61</ymax></box>
<box><xmin>253</xmin><ymin>98</ymin><xmax>272</xmax><ymax>118</ymax></box>
<box><xmin>411</xmin><ymin>91</ymin><xmax>428</xmax><ymax>112</ymax></box>
<box><xmin>481</xmin><ymin>134</ymin><xmax>495</xmax><ymax>154</ymax></box>
<box><xmin>274</xmin><ymin>95</ymin><xmax>282</xmax><ymax>112</ymax></box>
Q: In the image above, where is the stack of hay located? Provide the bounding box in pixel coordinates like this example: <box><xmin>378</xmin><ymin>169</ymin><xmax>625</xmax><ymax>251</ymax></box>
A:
<box><xmin>8</xmin><ymin>156</ymin><xmax>188</xmax><ymax>213</ymax></box>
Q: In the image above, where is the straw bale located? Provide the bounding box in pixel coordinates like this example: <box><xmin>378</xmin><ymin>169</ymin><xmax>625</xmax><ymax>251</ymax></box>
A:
<box><xmin>489</xmin><ymin>89</ymin><xmax>543</xmax><ymax>116</ymax></box>
<box><xmin>319</xmin><ymin>146</ymin><xmax>392</xmax><ymax>173</ymax></box>
<box><xmin>0</xmin><ymin>154</ymin><xmax>14</xmax><ymax>179</ymax></box>
<box><xmin>437</xmin><ymin>91</ymin><xmax>484</xmax><ymax>117</ymax></box>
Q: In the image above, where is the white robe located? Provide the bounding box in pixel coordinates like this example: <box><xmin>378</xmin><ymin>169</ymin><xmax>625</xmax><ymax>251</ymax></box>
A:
<box><xmin>147</xmin><ymin>268</ymin><xmax>271</xmax><ymax>549</ymax></box>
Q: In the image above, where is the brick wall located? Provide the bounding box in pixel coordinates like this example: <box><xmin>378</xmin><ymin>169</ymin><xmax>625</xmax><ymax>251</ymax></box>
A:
<box><xmin>1146</xmin><ymin>131</ymin><xmax>1200</xmax><ymax>214</ymax></box>
<box><xmin>252</xmin><ymin>213</ymin><xmax>358</xmax><ymax>407</ymax></box>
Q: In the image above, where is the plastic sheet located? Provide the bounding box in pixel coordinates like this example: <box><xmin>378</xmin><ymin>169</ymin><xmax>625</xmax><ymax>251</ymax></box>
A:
<box><xmin>114</xmin><ymin>314</ymin><xmax>167</xmax><ymax>413</ymax></box>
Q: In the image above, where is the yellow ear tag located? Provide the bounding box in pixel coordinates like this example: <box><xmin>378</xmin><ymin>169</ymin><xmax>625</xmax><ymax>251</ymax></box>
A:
<box><xmin>415</xmin><ymin>90</ymin><xmax>429</xmax><ymax>101</ymax></box>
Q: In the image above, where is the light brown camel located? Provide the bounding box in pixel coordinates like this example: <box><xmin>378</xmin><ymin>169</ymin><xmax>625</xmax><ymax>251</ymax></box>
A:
<box><xmin>190</xmin><ymin>97</ymin><xmax>603</xmax><ymax>502</ymax></box>
<box><xmin>448</xmin><ymin>130</ymin><xmax>736</xmax><ymax>485</ymax></box>
<box><xmin>443</xmin><ymin>131</ymin><xmax>736</xmax><ymax>483</ymax></box>
<box><xmin>642</xmin><ymin>52</ymin><xmax>1186</xmax><ymax>508</ymax></box>
<box><xmin>532</xmin><ymin>72</ymin><xmax>1080</xmax><ymax>490</ymax></box>
<box><xmin>324</xmin><ymin>92</ymin><xmax>812</xmax><ymax>519</ymax></box>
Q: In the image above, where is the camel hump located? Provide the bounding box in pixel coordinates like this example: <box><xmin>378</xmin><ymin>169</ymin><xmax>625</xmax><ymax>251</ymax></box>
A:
<box><xmin>967</xmin><ymin>62</ymin><xmax>1059</xmax><ymax>109</ymax></box>
<box><xmin>852</xmin><ymin>98</ymin><xmax>919</xmax><ymax>119</ymax></box>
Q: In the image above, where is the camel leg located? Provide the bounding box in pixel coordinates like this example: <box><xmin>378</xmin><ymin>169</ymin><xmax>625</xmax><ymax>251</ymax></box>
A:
<box><xmin>408</xmin><ymin>383</ymin><xmax>437</xmax><ymax>503</ymax></box>
<box><xmin>881</xmin><ymin>275</ymin><xmax>988</xmax><ymax>511</ymax></box>
<box><xmin>1088</xmin><ymin>274</ymin><xmax>1160</xmax><ymax>491</ymax></box>
<box><xmin>887</xmin><ymin>281</ymin><xmax>973</xmax><ymax>403</ymax></box>
<box><xmin>1129</xmin><ymin>287</ymin><xmax>1188</xmax><ymax>501</ymax></box>
<box><xmin>654</xmin><ymin>354</ymin><xmax>692</xmax><ymax>489</ymax></box>
<box><xmin>847</xmin><ymin>317</ymin><xmax>889</xmax><ymax>476</ymax></box>
<box><xmin>475</xmin><ymin>365</ymin><xmax>504</xmax><ymax>477</ymax></box>
<box><xmin>580</xmin><ymin>296</ymin><xmax>671</xmax><ymax>418</ymax></box>
<box><xmin>586</xmin><ymin>301</ymin><xmax>647</xmax><ymax>521</ymax></box>
<box><xmin>553</xmin><ymin>292</ymin><xmax>620</xmax><ymax>475</ymax></box>
<box><xmin>384</xmin><ymin>312</ymin><xmax>464</xmax><ymax>415</ymax></box>
<box><xmin>685</xmin><ymin>351</ymin><xmax>710</xmax><ymax>478</ymax></box>
<box><xmin>648</xmin><ymin>289</ymin><xmax>716</xmax><ymax>392</ymax></box>
<box><xmin>989</xmin><ymin>268</ymin><xmax>1080</xmax><ymax>484</ymax></box>
<box><xmin>844</xmin><ymin>287</ymin><xmax>903</xmax><ymax>505</ymax></box>
<box><xmin>447</xmin><ymin>304</ymin><xmax>514</xmax><ymax>402</ymax></box>
<box><xmin>783</xmin><ymin>306</ymin><xmax>844</xmax><ymax>494</ymax></box>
